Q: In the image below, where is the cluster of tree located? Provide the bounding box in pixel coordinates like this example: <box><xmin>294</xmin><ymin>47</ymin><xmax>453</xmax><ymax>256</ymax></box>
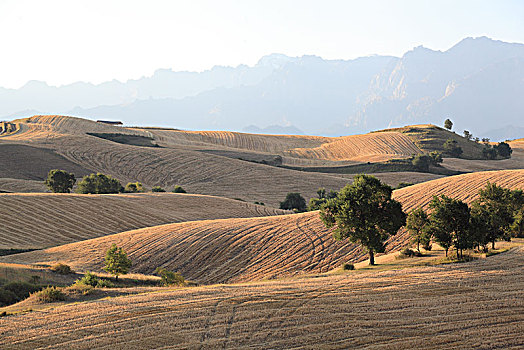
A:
<box><xmin>45</xmin><ymin>170</ymin><xmax>188</xmax><ymax>194</ymax></box>
<box><xmin>443</xmin><ymin>139</ymin><xmax>463</xmax><ymax>157</ymax></box>
<box><xmin>482</xmin><ymin>142</ymin><xmax>512</xmax><ymax>160</ymax></box>
<box><xmin>308</xmin><ymin>188</ymin><xmax>338</xmax><ymax>211</ymax></box>
<box><xmin>411</xmin><ymin>151</ymin><xmax>443</xmax><ymax>171</ymax></box>
<box><xmin>318</xmin><ymin>175</ymin><xmax>524</xmax><ymax>266</ymax></box>
<box><xmin>406</xmin><ymin>183</ymin><xmax>523</xmax><ymax>258</ymax></box>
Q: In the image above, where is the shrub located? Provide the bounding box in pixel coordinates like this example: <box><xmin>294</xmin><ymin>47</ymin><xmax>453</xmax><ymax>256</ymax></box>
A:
<box><xmin>65</xmin><ymin>283</ymin><xmax>93</xmax><ymax>296</ymax></box>
<box><xmin>155</xmin><ymin>267</ymin><xmax>186</xmax><ymax>286</ymax></box>
<box><xmin>254</xmin><ymin>201</ymin><xmax>265</xmax><ymax>206</ymax></box>
<box><xmin>95</xmin><ymin>279</ymin><xmax>115</xmax><ymax>288</ymax></box>
<box><xmin>152</xmin><ymin>186</ymin><xmax>166</xmax><ymax>192</ymax></box>
<box><xmin>33</xmin><ymin>287</ymin><xmax>66</xmax><ymax>303</ymax></box>
<box><xmin>76</xmin><ymin>272</ymin><xmax>99</xmax><ymax>287</ymax></box>
<box><xmin>342</xmin><ymin>263</ymin><xmax>355</xmax><ymax>271</ymax></box>
<box><xmin>412</xmin><ymin>154</ymin><xmax>430</xmax><ymax>171</ymax></box>
<box><xmin>50</xmin><ymin>263</ymin><xmax>74</xmax><ymax>275</ymax></box>
<box><xmin>172</xmin><ymin>185</ymin><xmax>187</xmax><ymax>193</ymax></box>
<box><xmin>124</xmin><ymin>182</ymin><xmax>144</xmax><ymax>193</ymax></box>
<box><xmin>398</xmin><ymin>248</ymin><xmax>422</xmax><ymax>258</ymax></box>
<box><xmin>44</xmin><ymin>169</ymin><xmax>76</xmax><ymax>193</ymax></box>
<box><xmin>280</xmin><ymin>192</ymin><xmax>307</xmax><ymax>212</ymax></box>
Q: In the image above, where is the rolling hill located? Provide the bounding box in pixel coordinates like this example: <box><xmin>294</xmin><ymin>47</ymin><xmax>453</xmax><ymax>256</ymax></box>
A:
<box><xmin>5</xmin><ymin>169</ymin><xmax>522</xmax><ymax>284</ymax></box>
<box><xmin>2</xmin><ymin>245</ymin><xmax>523</xmax><ymax>349</ymax></box>
<box><xmin>0</xmin><ymin>193</ymin><xmax>287</xmax><ymax>249</ymax></box>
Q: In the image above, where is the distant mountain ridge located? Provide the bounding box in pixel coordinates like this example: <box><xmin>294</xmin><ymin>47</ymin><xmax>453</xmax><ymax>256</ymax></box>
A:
<box><xmin>2</xmin><ymin>37</ymin><xmax>523</xmax><ymax>138</ymax></box>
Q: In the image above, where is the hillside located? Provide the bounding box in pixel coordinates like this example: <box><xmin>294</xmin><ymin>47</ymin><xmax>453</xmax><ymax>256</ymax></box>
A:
<box><xmin>5</xmin><ymin>170</ymin><xmax>522</xmax><ymax>284</ymax></box>
<box><xmin>2</xmin><ymin>246</ymin><xmax>523</xmax><ymax>349</ymax></box>
<box><xmin>0</xmin><ymin>193</ymin><xmax>287</xmax><ymax>249</ymax></box>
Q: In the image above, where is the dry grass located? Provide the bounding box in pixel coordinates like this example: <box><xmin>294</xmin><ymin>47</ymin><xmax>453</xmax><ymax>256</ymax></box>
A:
<box><xmin>1</xmin><ymin>246</ymin><xmax>523</xmax><ymax>349</ymax></box>
<box><xmin>5</xmin><ymin>170</ymin><xmax>522</xmax><ymax>285</ymax></box>
<box><xmin>0</xmin><ymin>193</ymin><xmax>287</xmax><ymax>249</ymax></box>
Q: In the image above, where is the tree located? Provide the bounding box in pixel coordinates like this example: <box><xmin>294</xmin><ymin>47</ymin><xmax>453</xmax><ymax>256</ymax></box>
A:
<box><xmin>475</xmin><ymin>182</ymin><xmax>514</xmax><ymax>248</ymax></box>
<box><xmin>428</xmin><ymin>195</ymin><xmax>473</xmax><ymax>258</ymax></box>
<box><xmin>443</xmin><ymin>139</ymin><xmax>463</xmax><ymax>157</ymax></box>
<box><xmin>320</xmin><ymin>175</ymin><xmax>406</xmax><ymax>265</ymax></box>
<box><xmin>124</xmin><ymin>182</ymin><xmax>144</xmax><ymax>193</ymax></box>
<box><xmin>280</xmin><ymin>192</ymin><xmax>307</xmax><ymax>212</ymax></box>
<box><xmin>482</xmin><ymin>146</ymin><xmax>497</xmax><ymax>160</ymax></box>
<box><xmin>44</xmin><ymin>169</ymin><xmax>76</xmax><ymax>193</ymax></box>
<box><xmin>411</xmin><ymin>154</ymin><xmax>430</xmax><ymax>172</ymax></box>
<box><xmin>463</xmin><ymin>130</ymin><xmax>473</xmax><ymax>140</ymax></box>
<box><xmin>444</xmin><ymin>119</ymin><xmax>453</xmax><ymax>130</ymax></box>
<box><xmin>428</xmin><ymin>151</ymin><xmax>443</xmax><ymax>165</ymax></box>
<box><xmin>76</xmin><ymin>173</ymin><xmax>122</xmax><ymax>194</ymax></box>
<box><xmin>406</xmin><ymin>208</ymin><xmax>431</xmax><ymax>252</ymax></box>
<box><xmin>493</xmin><ymin>142</ymin><xmax>512</xmax><ymax>158</ymax></box>
<box><xmin>103</xmin><ymin>244</ymin><xmax>132</xmax><ymax>281</ymax></box>
<box><xmin>470</xmin><ymin>203</ymin><xmax>493</xmax><ymax>252</ymax></box>
<box><xmin>481</xmin><ymin>138</ymin><xmax>490</xmax><ymax>144</ymax></box>
<box><xmin>154</xmin><ymin>267</ymin><xmax>185</xmax><ymax>286</ymax></box>
<box><xmin>308</xmin><ymin>188</ymin><xmax>338</xmax><ymax>211</ymax></box>
<box><xmin>509</xmin><ymin>189</ymin><xmax>524</xmax><ymax>238</ymax></box>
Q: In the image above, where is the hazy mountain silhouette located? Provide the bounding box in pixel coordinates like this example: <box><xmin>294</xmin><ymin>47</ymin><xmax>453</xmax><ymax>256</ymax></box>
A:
<box><xmin>2</xmin><ymin>37</ymin><xmax>523</xmax><ymax>137</ymax></box>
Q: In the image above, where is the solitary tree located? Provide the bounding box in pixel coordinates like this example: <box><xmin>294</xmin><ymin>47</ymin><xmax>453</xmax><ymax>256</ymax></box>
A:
<box><xmin>406</xmin><ymin>208</ymin><xmax>431</xmax><ymax>252</ymax></box>
<box><xmin>428</xmin><ymin>195</ymin><xmax>473</xmax><ymax>258</ymax></box>
<box><xmin>463</xmin><ymin>130</ymin><xmax>473</xmax><ymax>140</ymax></box>
<box><xmin>103</xmin><ymin>244</ymin><xmax>132</xmax><ymax>281</ymax></box>
<box><xmin>320</xmin><ymin>175</ymin><xmax>406</xmax><ymax>265</ymax></box>
<box><xmin>444</xmin><ymin>119</ymin><xmax>453</xmax><ymax>130</ymax></box>
<box><xmin>172</xmin><ymin>185</ymin><xmax>187</xmax><ymax>193</ymax></box>
<box><xmin>280</xmin><ymin>192</ymin><xmax>307</xmax><ymax>212</ymax></box>
<box><xmin>45</xmin><ymin>169</ymin><xmax>76</xmax><ymax>193</ymax></box>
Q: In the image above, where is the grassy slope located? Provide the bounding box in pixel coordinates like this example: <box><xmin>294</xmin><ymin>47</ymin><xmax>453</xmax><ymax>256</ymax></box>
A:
<box><xmin>4</xmin><ymin>169</ymin><xmax>522</xmax><ymax>284</ymax></box>
<box><xmin>1</xmin><ymin>246</ymin><xmax>523</xmax><ymax>349</ymax></box>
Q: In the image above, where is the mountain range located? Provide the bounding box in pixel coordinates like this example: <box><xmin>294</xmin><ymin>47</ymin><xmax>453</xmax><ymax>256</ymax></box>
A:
<box><xmin>2</xmin><ymin>36</ymin><xmax>523</xmax><ymax>139</ymax></box>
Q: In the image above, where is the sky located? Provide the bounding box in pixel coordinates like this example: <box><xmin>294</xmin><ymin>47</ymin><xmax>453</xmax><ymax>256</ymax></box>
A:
<box><xmin>0</xmin><ymin>0</ymin><xmax>523</xmax><ymax>89</ymax></box>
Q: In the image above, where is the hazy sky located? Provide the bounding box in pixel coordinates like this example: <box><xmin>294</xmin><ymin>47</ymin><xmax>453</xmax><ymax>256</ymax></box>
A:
<box><xmin>0</xmin><ymin>0</ymin><xmax>523</xmax><ymax>88</ymax></box>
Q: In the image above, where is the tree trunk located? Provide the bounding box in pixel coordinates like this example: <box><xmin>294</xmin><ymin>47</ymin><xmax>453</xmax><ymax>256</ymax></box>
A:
<box><xmin>445</xmin><ymin>248</ymin><xmax>449</xmax><ymax>257</ymax></box>
<box><xmin>492</xmin><ymin>240</ymin><xmax>496</xmax><ymax>250</ymax></box>
<box><xmin>417</xmin><ymin>241</ymin><xmax>420</xmax><ymax>253</ymax></box>
<box><xmin>369</xmin><ymin>250</ymin><xmax>375</xmax><ymax>265</ymax></box>
<box><xmin>115</xmin><ymin>275</ymin><xmax>118</xmax><ymax>281</ymax></box>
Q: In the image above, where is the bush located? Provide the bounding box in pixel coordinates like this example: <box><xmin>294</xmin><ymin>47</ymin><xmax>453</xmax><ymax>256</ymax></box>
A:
<box><xmin>76</xmin><ymin>272</ymin><xmax>99</xmax><ymax>287</ymax></box>
<box><xmin>154</xmin><ymin>267</ymin><xmax>186</xmax><ymax>286</ymax></box>
<box><xmin>95</xmin><ymin>279</ymin><xmax>115</xmax><ymax>288</ymax></box>
<box><xmin>124</xmin><ymin>182</ymin><xmax>144</xmax><ymax>193</ymax></box>
<box><xmin>280</xmin><ymin>192</ymin><xmax>306</xmax><ymax>212</ymax></box>
<box><xmin>398</xmin><ymin>248</ymin><xmax>422</xmax><ymax>259</ymax></box>
<box><xmin>50</xmin><ymin>263</ymin><xmax>74</xmax><ymax>275</ymax></box>
<box><xmin>152</xmin><ymin>186</ymin><xmax>166</xmax><ymax>192</ymax></box>
<box><xmin>342</xmin><ymin>263</ymin><xmax>355</xmax><ymax>271</ymax></box>
<box><xmin>412</xmin><ymin>154</ymin><xmax>430</xmax><ymax>171</ymax></box>
<box><xmin>254</xmin><ymin>201</ymin><xmax>265</xmax><ymax>206</ymax></box>
<box><xmin>33</xmin><ymin>287</ymin><xmax>66</xmax><ymax>303</ymax></box>
<box><xmin>172</xmin><ymin>185</ymin><xmax>187</xmax><ymax>193</ymax></box>
<box><xmin>76</xmin><ymin>173</ymin><xmax>122</xmax><ymax>194</ymax></box>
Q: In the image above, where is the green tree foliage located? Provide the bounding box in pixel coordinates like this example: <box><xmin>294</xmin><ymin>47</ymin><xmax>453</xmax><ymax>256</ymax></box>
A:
<box><xmin>493</xmin><ymin>142</ymin><xmax>512</xmax><ymax>158</ymax></box>
<box><xmin>172</xmin><ymin>185</ymin><xmax>187</xmax><ymax>193</ymax></box>
<box><xmin>76</xmin><ymin>173</ymin><xmax>122</xmax><ymax>194</ymax></box>
<box><xmin>151</xmin><ymin>186</ymin><xmax>166</xmax><ymax>192</ymax></box>
<box><xmin>44</xmin><ymin>169</ymin><xmax>76</xmax><ymax>193</ymax></box>
<box><xmin>473</xmin><ymin>182</ymin><xmax>515</xmax><ymax>248</ymax></box>
<box><xmin>444</xmin><ymin>119</ymin><xmax>453</xmax><ymax>130</ymax></box>
<box><xmin>443</xmin><ymin>139</ymin><xmax>463</xmax><ymax>157</ymax></box>
<box><xmin>411</xmin><ymin>154</ymin><xmax>430</xmax><ymax>171</ymax></box>
<box><xmin>428</xmin><ymin>195</ymin><xmax>473</xmax><ymax>258</ymax></box>
<box><xmin>406</xmin><ymin>208</ymin><xmax>431</xmax><ymax>252</ymax></box>
<box><xmin>463</xmin><ymin>130</ymin><xmax>473</xmax><ymax>140</ymax></box>
<box><xmin>320</xmin><ymin>175</ymin><xmax>406</xmax><ymax>265</ymax></box>
<box><xmin>154</xmin><ymin>267</ymin><xmax>186</xmax><ymax>286</ymax></box>
<box><xmin>124</xmin><ymin>182</ymin><xmax>144</xmax><ymax>193</ymax></box>
<box><xmin>103</xmin><ymin>244</ymin><xmax>132</xmax><ymax>281</ymax></box>
<box><xmin>509</xmin><ymin>189</ymin><xmax>524</xmax><ymax>238</ymax></box>
<box><xmin>308</xmin><ymin>188</ymin><xmax>338</xmax><ymax>211</ymax></box>
<box><xmin>482</xmin><ymin>146</ymin><xmax>497</xmax><ymax>160</ymax></box>
<box><xmin>280</xmin><ymin>192</ymin><xmax>307</xmax><ymax>212</ymax></box>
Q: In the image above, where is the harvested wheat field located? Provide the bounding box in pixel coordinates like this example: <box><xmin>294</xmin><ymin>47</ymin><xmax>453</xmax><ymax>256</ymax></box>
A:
<box><xmin>2</xmin><ymin>246</ymin><xmax>523</xmax><ymax>349</ymax></box>
<box><xmin>6</xmin><ymin>169</ymin><xmax>523</xmax><ymax>284</ymax></box>
<box><xmin>0</xmin><ymin>193</ymin><xmax>286</xmax><ymax>249</ymax></box>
